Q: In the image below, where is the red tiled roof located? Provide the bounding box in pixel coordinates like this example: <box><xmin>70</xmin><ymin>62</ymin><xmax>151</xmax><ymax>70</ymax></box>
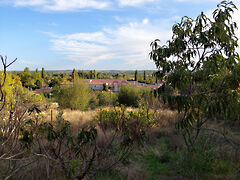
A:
<box><xmin>60</xmin><ymin>79</ymin><xmax>139</xmax><ymax>86</ymax></box>
<box><xmin>85</xmin><ymin>79</ymin><xmax>129</xmax><ymax>85</ymax></box>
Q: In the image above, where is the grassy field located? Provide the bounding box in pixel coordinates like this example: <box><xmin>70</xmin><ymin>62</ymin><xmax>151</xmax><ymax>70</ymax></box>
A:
<box><xmin>39</xmin><ymin>106</ymin><xmax>240</xmax><ymax>180</ymax></box>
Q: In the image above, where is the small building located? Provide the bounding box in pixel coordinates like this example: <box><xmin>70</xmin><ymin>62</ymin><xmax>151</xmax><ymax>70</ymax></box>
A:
<box><xmin>60</xmin><ymin>79</ymin><xmax>140</xmax><ymax>92</ymax></box>
<box><xmin>85</xmin><ymin>79</ymin><xmax>135</xmax><ymax>92</ymax></box>
<box><xmin>60</xmin><ymin>82</ymin><xmax>74</xmax><ymax>86</ymax></box>
<box><xmin>35</xmin><ymin>85</ymin><xmax>53</xmax><ymax>95</ymax></box>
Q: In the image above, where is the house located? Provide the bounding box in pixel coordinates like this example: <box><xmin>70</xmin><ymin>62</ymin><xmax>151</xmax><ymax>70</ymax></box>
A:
<box><xmin>60</xmin><ymin>82</ymin><xmax>74</xmax><ymax>86</ymax></box>
<box><xmin>60</xmin><ymin>79</ymin><xmax>139</xmax><ymax>92</ymax></box>
<box><xmin>140</xmin><ymin>81</ymin><xmax>165</xmax><ymax>89</ymax></box>
<box><xmin>85</xmin><ymin>79</ymin><xmax>131</xmax><ymax>92</ymax></box>
<box><xmin>41</xmin><ymin>85</ymin><xmax>52</xmax><ymax>90</ymax></box>
<box><xmin>35</xmin><ymin>85</ymin><xmax>53</xmax><ymax>94</ymax></box>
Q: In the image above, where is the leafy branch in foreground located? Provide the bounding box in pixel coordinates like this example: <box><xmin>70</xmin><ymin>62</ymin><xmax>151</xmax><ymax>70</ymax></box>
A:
<box><xmin>150</xmin><ymin>0</ymin><xmax>240</xmax><ymax>151</ymax></box>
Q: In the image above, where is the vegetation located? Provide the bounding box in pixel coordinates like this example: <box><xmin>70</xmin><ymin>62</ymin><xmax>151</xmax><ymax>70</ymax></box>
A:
<box><xmin>1</xmin><ymin>1</ymin><xmax>240</xmax><ymax>179</ymax></box>
<box><xmin>150</xmin><ymin>0</ymin><xmax>240</xmax><ymax>151</ymax></box>
<box><xmin>118</xmin><ymin>85</ymin><xmax>141</xmax><ymax>107</ymax></box>
<box><xmin>54</xmin><ymin>80</ymin><xmax>91</xmax><ymax>110</ymax></box>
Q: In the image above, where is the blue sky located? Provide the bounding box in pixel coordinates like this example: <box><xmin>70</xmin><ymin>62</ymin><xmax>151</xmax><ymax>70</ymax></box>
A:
<box><xmin>0</xmin><ymin>0</ymin><xmax>239</xmax><ymax>70</ymax></box>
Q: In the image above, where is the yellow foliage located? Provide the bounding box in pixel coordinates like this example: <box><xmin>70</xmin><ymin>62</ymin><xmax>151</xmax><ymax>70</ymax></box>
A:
<box><xmin>0</xmin><ymin>72</ymin><xmax>45</xmax><ymax>109</ymax></box>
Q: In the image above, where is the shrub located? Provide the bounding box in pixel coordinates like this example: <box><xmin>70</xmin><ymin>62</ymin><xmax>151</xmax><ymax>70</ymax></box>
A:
<box><xmin>96</xmin><ymin>105</ymin><xmax>157</xmax><ymax>145</ymax></box>
<box><xmin>54</xmin><ymin>80</ymin><xmax>91</xmax><ymax>110</ymax></box>
<box><xmin>97</xmin><ymin>91</ymin><xmax>117</xmax><ymax>106</ymax></box>
<box><xmin>117</xmin><ymin>85</ymin><xmax>141</xmax><ymax>107</ymax></box>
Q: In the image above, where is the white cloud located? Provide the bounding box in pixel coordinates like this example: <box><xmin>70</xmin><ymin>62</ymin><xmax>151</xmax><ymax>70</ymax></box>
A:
<box><xmin>48</xmin><ymin>19</ymin><xmax>171</xmax><ymax>69</ymax></box>
<box><xmin>19</xmin><ymin>59</ymin><xmax>38</xmax><ymax>65</ymax></box>
<box><xmin>12</xmin><ymin>0</ymin><xmax>109</xmax><ymax>11</ymax></box>
<box><xmin>142</xmin><ymin>18</ymin><xmax>149</xmax><ymax>24</ymax></box>
<box><xmin>7</xmin><ymin>0</ymin><xmax>162</xmax><ymax>11</ymax></box>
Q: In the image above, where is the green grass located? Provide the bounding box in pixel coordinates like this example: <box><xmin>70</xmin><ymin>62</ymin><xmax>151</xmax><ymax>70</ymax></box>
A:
<box><xmin>129</xmin><ymin>137</ymin><xmax>181</xmax><ymax>180</ymax></box>
<box><xmin>93</xmin><ymin>131</ymin><xmax>240</xmax><ymax>180</ymax></box>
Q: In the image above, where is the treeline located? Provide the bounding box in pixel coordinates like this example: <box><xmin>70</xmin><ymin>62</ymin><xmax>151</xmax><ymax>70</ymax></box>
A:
<box><xmin>75</xmin><ymin>69</ymin><xmax>158</xmax><ymax>84</ymax></box>
<box><xmin>15</xmin><ymin>68</ymin><xmax>159</xmax><ymax>90</ymax></box>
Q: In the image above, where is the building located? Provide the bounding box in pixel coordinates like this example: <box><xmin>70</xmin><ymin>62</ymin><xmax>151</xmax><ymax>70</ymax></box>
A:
<box><xmin>35</xmin><ymin>85</ymin><xmax>53</xmax><ymax>95</ymax></box>
<box><xmin>85</xmin><ymin>79</ymin><xmax>132</xmax><ymax>92</ymax></box>
<box><xmin>60</xmin><ymin>79</ymin><xmax>139</xmax><ymax>92</ymax></box>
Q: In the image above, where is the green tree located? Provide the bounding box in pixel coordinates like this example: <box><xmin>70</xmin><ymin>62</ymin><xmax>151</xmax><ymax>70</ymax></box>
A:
<box><xmin>49</xmin><ymin>77</ymin><xmax>61</xmax><ymax>87</ymax></box>
<box><xmin>33</xmin><ymin>68</ymin><xmax>42</xmax><ymax>80</ymax></box>
<box><xmin>20</xmin><ymin>67</ymin><xmax>34</xmax><ymax>88</ymax></box>
<box><xmin>89</xmin><ymin>70</ymin><xmax>93</xmax><ymax>79</ymax></box>
<box><xmin>41</xmin><ymin>67</ymin><xmax>47</xmax><ymax>79</ymax></box>
<box><xmin>97</xmin><ymin>91</ymin><xmax>117</xmax><ymax>106</ymax></box>
<box><xmin>33</xmin><ymin>68</ymin><xmax>43</xmax><ymax>89</ymax></box>
<box><xmin>35</xmin><ymin>79</ymin><xmax>42</xmax><ymax>89</ymax></box>
<box><xmin>134</xmin><ymin>70</ymin><xmax>138</xmax><ymax>81</ymax></box>
<box><xmin>78</xmin><ymin>70</ymin><xmax>84</xmax><ymax>78</ymax></box>
<box><xmin>93</xmin><ymin>70</ymin><xmax>97</xmax><ymax>79</ymax></box>
<box><xmin>118</xmin><ymin>85</ymin><xmax>141</xmax><ymax>107</ymax></box>
<box><xmin>143</xmin><ymin>70</ymin><xmax>147</xmax><ymax>81</ymax></box>
<box><xmin>97</xmin><ymin>72</ymin><xmax>102</xmax><ymax>79</ymax></box>
<box><xmin>150</xmin><ymin>1</ymin><xmax>240</xmax><ymax>151</ymax></box>
<box><xmin>54</xmin><ymin>80</ymin><xmax>91</xmax><ymax>110</ymax></box>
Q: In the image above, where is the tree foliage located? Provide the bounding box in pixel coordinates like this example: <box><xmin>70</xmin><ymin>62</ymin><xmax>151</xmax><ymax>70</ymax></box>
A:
<box><xmin>41</xmin><ymin>67</ymin><xmax>47</xmax><ymax>79</ymax></box>
<box><xmin>150</xmin><ymin>0</ymin><xmax>240</xmax><ymax>151</ymax></box>
<box><xmin>135</xmin><ymin>70</ymin><xmax>138</xmax><ymax>81</ymax></box>
<box><xmin>143</xmin><ymin>70</ymin><xmax>147</xmax><ymax>81</ymax></box>
<box><xmin>54</xmin><ymin>80</ymin><xmax>91</xmax><ymax>110</ymax></box>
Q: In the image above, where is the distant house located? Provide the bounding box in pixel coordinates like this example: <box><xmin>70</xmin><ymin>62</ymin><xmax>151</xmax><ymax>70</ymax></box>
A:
<box><xmin>35</xmin><ymin>85</ymin><xmax>53</xmax><ymax>94</ymax></box>
<box><xmin>85</xmin><ymin>79</ymin><xmax>137</xmax><ymax>92</ymax></box>
<box><xmin>60</xmin><ymin>79</ymin><xmax>139</xmax><ymax>92</ymax></box>
<box><xmin>140</xmin><ymin>81</ymin><xmax>165</xmax><ymax>89</ymax></box>
<box><xmin>60</xmin><ymin>82</ymin><xmax>74</xmax><ymax>86</ymax></box>
<box><xmin>41</xmin><ymin>85</ymin><xmax>52</xmax><ymax>90</ymax></box>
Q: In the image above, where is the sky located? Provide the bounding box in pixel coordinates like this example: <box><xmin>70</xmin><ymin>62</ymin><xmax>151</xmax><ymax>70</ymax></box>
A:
<box><xmin>0</xmin><ymin>0</ymin><xmax>239</xmax><ymax>71</ymax></box>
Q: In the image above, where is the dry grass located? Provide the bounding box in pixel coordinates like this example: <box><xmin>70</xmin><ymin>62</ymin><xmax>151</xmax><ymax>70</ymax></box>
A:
<box><xmin>42</xmin><ymin>108</ymin><xmax>98</xmax><ymax>125</ymax></box>
<box><xmin>155</xmin><ymin>109</ymin><xmax>178</xmax><ymax>128</ymax></box>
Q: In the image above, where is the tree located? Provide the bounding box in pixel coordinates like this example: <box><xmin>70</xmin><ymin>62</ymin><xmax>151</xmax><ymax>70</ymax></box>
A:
<box><xmin>33</xmin><ymin>68</ymin><xmax>43</xmax><ymax>89</ymax></box>
<box><xmin>78</xmin><ymin>70</ymin><xmax>83</xmax><ymax>78</ymax></box>
<box><xmin>97</xmin><ymin>72</ymin><xmax>102</xmax><ymax>79</ymax></box>
<box><xmin>41</xmin><ymin>67</ymin><xmax>47</xmax><ymax>79</ymax></box>
<box><xmin>20</xmin><ymin>67</ymin><xmax>34</xmax><ymax>88</ymax></box>
<box><xmin>49</xmin><ymin>77</ymin><xmax>61</xmax><ymax>87</ymax></box>
<box><xmin>54</xmin><ymin>80</ymin><xmax>91</xmax><ymax>110</ymax></box>
<box><xmin>150</xmin><ymin>1</ymin><xmax>240</xmax><ymax>151</ymax></box>
<box><xmin>93</xmin><ymin>70</ymin><xmax>97</xmax><ymax>79</ymax></box>
<box><xmin>89</xmin><ymin>70</ymin><xmax>93</xmax><ymax>79</ymax></box>
<box><xmin>33</xmin><ymin>68</ymin><xmax>41</xmax><ymax>80</ymax></box>
<box><xmin>134</xmin><ymin>70</ymin><xmax>138</xmax><ymax>81</ymax></box>
<box><xmin>72</xmin><ymin>68</ymin><xmax>77</xmax><ymax>80</ymax></box>
<box><xmin>118</xmin><ymin>85</ymin><xmax>141</xmax><ymax>107</ymax></box>
<box><xmin>143</xmin><ymin>70</ymin><xmax>147</xmax><ymax>81</ymax></box>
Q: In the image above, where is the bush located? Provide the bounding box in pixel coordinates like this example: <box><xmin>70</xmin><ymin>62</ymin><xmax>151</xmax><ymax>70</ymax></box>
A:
<box><xmin>54</xmin><ymin>80</ymin><xmax>91</xmax><ymax>110</ymax></box>
<box><xmin>97</xmin><ymin>91</ymin><xmax>117</xmax><ymax>106</ymax></box>
<box><xmin>117</xmin><ymin>85</ymin><xmax>141</xmax><ymax>107</ymax></box>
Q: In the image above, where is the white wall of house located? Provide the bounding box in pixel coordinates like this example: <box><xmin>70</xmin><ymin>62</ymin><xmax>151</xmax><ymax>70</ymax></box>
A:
<box><xmin>89</xmin><ymin>84</ymin><xmax>104</xmax><ymax>91</ymax></box>
<box><xmin>113</xmin><ymin>87</ymin><xmax>120</xmax><ymax>92</ymax></box>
